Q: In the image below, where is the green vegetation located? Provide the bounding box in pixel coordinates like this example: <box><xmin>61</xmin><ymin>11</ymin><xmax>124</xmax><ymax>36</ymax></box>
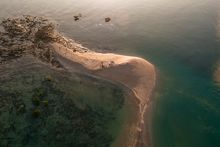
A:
<box><xmin>32</xmin><ymin>109</ymin><xmax>41</xmax><ymax>118</ymax></box>
<box><xmin>17</xmin><ymin>104</ymin><xmax>26</xmax><ymax>113</ymax></box>
<box><xmin>0</xmin><ymin>62</ymin><xmax>125</xmax><ymax>147</ymax></box>
<box><xmin>32</xmin><ymin>96</ymin><xmax>41</xmax><ymax>106</ymax></box>
<box><xmin>42</xmin><ymin>100</ymin><xmax>49</xmax><ymax>107</ymax></box>
<box><xmin>45</xmin><ymin>75</ymin><xmax>53</xmax><ymax>82</ymax></box>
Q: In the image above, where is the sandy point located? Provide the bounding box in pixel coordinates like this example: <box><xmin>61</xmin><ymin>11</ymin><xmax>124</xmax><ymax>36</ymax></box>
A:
<box><xmin>51</xmin><ymin>42</ymin><xmax>156</xmax><ymax>147</ymax></box>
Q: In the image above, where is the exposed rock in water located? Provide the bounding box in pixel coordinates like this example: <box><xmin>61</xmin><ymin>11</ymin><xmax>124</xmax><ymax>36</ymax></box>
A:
<box><xmin>73</xmin><ymin>13</ymin><xmax>82</xmax><ymax>21</ymax></box>
<box><xmin>105</xmin><ymin>17</ymin><xmax>111</xmax><ymax>22</ymax></box>
<box><xmin>74</xmin><ymin>16</ymin><xmax>80</xmax><ymax>21</ymax></box>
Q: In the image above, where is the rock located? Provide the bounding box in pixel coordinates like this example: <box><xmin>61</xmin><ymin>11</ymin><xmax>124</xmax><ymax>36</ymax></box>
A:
<box><xmin>74</xmin><ymin>13</ymin><xmax>82</xmax><ymax>21</ymax></box>
<box><xmin>74</xmin><ymin>16</ymin><xmax>80</xmax><ymax>21</ymax></box>
<box><xmin>105</xmin><ymin>17</ymin><xmax>111</xmax><ymax>22</ymax></box>
<box><xmin>35</xmin><ymin>24</ymin><xmax>55</xmax><ymax>42</ymax></box>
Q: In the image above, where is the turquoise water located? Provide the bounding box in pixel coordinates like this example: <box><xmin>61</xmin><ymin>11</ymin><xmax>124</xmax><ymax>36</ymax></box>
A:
<box><xmin>1</xmin><ymin>0</ymin><xmax>220</xmax><ymax>146</ymax></box>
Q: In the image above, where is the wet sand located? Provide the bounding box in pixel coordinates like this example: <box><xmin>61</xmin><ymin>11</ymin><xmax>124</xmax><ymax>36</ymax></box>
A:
<box><xmin>51</xmin><ymin>42</ymin><xmax>156</xmax><ymax>147</ymax></box>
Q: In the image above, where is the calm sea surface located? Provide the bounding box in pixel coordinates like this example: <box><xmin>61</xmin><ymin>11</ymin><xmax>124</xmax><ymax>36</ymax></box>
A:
<box><xmin>1</xmin><ymin>0</ymin><xmax>220</xmax><ymax>146</ymax></box>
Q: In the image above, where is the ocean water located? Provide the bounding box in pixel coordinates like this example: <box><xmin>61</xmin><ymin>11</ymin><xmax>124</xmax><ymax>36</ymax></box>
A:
<box><xmin>1</xmin><ymin>0</ymin><xmax>220</xmax><ymax>147</ymax></box>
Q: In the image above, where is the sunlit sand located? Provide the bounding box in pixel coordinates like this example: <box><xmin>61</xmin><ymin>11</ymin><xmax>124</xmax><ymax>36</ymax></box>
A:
<box><xmin>51</xmin><ymin>42</ymin><xmax>156</xmax><ymax>147</ymax></box>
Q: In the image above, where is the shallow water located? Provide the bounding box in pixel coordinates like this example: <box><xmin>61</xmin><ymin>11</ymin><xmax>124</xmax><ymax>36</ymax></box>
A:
<box><xmin>1</xmin><ymin>0</ymin><xmax>220</xmax><ymax>147</ymax></box>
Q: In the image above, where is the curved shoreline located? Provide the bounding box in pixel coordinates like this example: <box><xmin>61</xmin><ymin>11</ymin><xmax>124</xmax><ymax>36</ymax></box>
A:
<box><xmin>0</xmin><ymin>15</ymin><xmax>156</xmax><ymax>146</ymax></box>
<box><xmin>51</xmin><ymin>42</ymin><xmax>156</xmax><ymax>147</ymax></box>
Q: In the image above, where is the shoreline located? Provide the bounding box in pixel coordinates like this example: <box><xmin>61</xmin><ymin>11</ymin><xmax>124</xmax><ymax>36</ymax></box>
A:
<box><xmin>51</xmin><ymin>42</ymin><xmax>156</xmax><ymax>147</ymax></box>
<box><xmin>0</xmin><ymin>15</ymin><xmax>156</xmax><ymax>146</ymax></box>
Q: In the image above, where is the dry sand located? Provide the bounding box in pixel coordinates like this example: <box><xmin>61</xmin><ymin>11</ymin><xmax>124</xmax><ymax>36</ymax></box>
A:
<box><xmin>51</xmin><ymin>42</ymin><xmax>156</xmax><ymax>147</ymax></box>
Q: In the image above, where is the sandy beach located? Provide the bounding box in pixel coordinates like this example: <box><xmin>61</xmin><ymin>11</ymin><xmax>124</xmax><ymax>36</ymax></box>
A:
<box><xmin>51</xmin><ymin>42</ymin><xmax>156</xmax><ymax>147</ymax></box>
<box><xmin>0</xmin><ymin>15</ymin><xmax>156</xmax><ymax>146</ymax></box>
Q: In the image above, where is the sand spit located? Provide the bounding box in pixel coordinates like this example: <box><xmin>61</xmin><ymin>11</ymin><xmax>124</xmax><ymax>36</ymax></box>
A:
<box><xmin>51</xmin><ymin>42</ymin><xmax>156</xmax><ymax>147</ymax></box>
<box><xmin>0</xmin><ymin>16</ymin><xmax>156</xmax><ymax>147</ymax></box>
